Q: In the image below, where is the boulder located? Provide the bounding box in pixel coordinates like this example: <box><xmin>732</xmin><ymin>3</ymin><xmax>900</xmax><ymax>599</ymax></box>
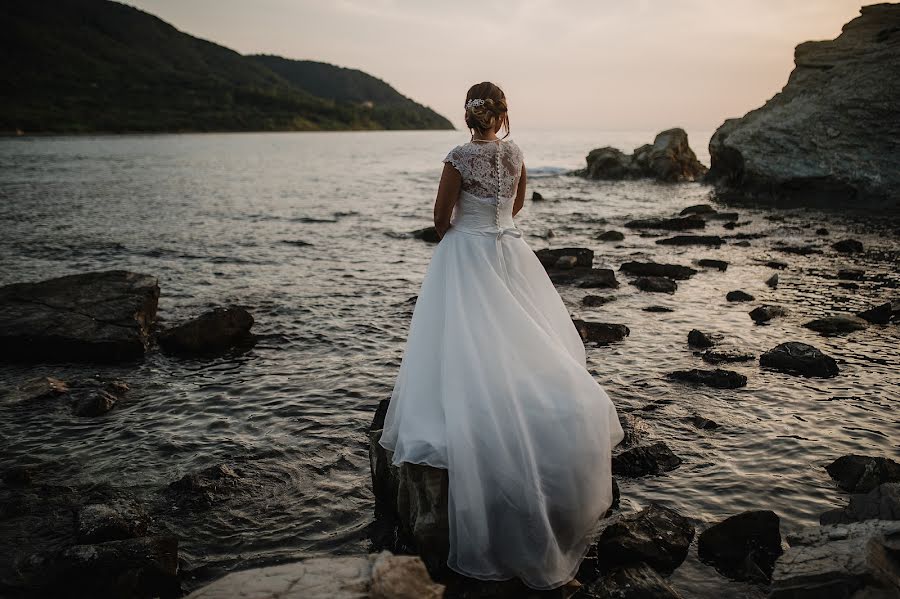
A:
<box><xmin>576</xmin><ymin>562</ymin><xmax>684</xmax><ymax>599</ymax></box>
<box><xmin>165</xmin><ymin>463</ymin><xmax>246</xmax><ymax>510</ymax></box>
<box><xmin>765</xmin><ymin>273</ymin><xmax>779</xmax><ymax>289</ymax></box>
<box><xmin>531</xmin><ymin>191</ymin><xmax>543</xmax><ymax>201</ymax></box>
<box><xmin>185</xmin><ymin>551</ymin><xmax>444</xmax><ymax>599</ymax></box>
<box><xmin>681</xmin><ymin>415</ymin><xmax>720</xmax><ymax>430</ymax></box>
<box><xmin>770</xmin><ymin>520</ymin><xmax>900</xmax><ymax>599</ymax></box>
<box><xmin>597</xmin><ymin>230</ymin><xmax>625</xmax><ymax>242</ymax></box>
<box><xmin>572</xmin><ymin>320</ymin><xmax>630</xmax><ymax>344</ymax></box>
<box><xmin>820</xmin><ymin>482</ymin><xmax>900</xmax><ymax>525</ymax></box>
<box><xmin>698</xmin><ymin>259</ymin><xmax>728</xmax><ymax>271</ymax></box>
<box><xmin>687</xmin><ymin>329</ymin><xmax>719</xmax><ymax>349</ymax></box>
<box><xmin>697</xmin><ymin>510</ymin><xmax>783</xmax><ymax>582</ymax></box>
<box><xmin>576</xmin><ymin>269</ymin><xmax>619</xmax><ymax>289</ymax></box>
<box><xmin>706</xmin><ymin>5</ymin><xmax>900</xmax><ymax>207</ymax></box>
<box><xmin>624</xmin><ymin>216</ymin><xmax>705</xmax><ymax>231</ymax></box>
<box><xmin>556</xmin><ymin>255</ymin><xmax>579</xmax><ymax>270</ymax></box>
<box><xmin>665</xmin><ymin>369</ymin><xmax>747</xmax><ymax>389</ymax></box>
<box><xmin>612</xmin><ymin>442</ymin><xmax>682</xmax><ymax>477</ymax></box>
<box><xmin>582</xmin><ymin>295</ymin><xmax>616</xmax><ymax>307</ymax></box>
<box><xmin>72</xmin><ymin>389</ymin><xmax>119</xmax><ymax>417</ymax></box>
<box><xmin>726</xmin><ymin>290</ymin><xmax>754</xmax><ymax>302</ymax></box>
<box><xmin>643</xmin><ymin>306</ymin><xmax>674</xmax><ymax>313</ymax></box>
<box><xmin>825</xmin><ymin>454</ymin><xmax>900</xmax><ymax>493</ymax></box>
<box><xmin>619</xmin><ymin>262</ymin><xmax>697</xmax><ymax>280</ymax></box>
<box><xmin>760</xmin><ymin>342</ymin><xmax>839</xmax><ymax>377</ymax></box>
<box><xmin>832</xmin><ymin>239</ymin><xmax>864</xmax><ymax>254</ymax></box>
<box><xmin>0</xmin><ymin>270</ymin><xmax>159</xmax><ymax>362</ymax></box>
<box><xmin>749</xmin><ymin>304</ymin><xmax>786</xmax><ymax>323</ymax></box>
<box><xmin>838</xmin><ymin>268</ymin><xmax>865</xmax><ymax>281</ymax></box>
<box><xmin>701</xmin><ymin>349</ymin><xmax>755</xmax><ymax>365</ymax></box>
<box><xmin>76</xmin><ymin>500</ymin><xmax>149</xmax><ymax>544</ymax></box>
<box><xmin>857</xmin><ymin>302</ymin><xmax>893</xmax><ymax>325</ymax></box>
<box><xmin>680</xmin><ymin>204</ymin><xmax>716</xmax><ymax>216</ymax></box>
<box><xmin>10</xmin><ymin>375</ymin><xmax>129</xmax><ymax>417</ymax></box>
<box><xmin>593</xmin><ymin>503</ymin><xmax>695</xmax><ymax>575</ymax></box>
<box><xmin>578</xmin><ymin>129</ymin><xmax>707</xmax><ymax>182</ymax></box>
<box><xmin>802</xmin><ymin>314</ymin><xmax>868</xmax><ymax>335</ymax></box>
<box><xmin>633</xmin><ymin>277</ymin><xmax>677</xmax><ymax>293</ymax></box>
<box><xmin>656</xmin><ymin>235</ymin><xmax>724</xmax><ymax>247</ymax></box>
<box><xmin>535</xmin><ymin>247</ymin><xmax>594</xmax><ymax>269</ymax></box>
<box><xmin>157</xmin><ymin>306</ymin><xmax>254</xmax><ymax>355</ymax></box>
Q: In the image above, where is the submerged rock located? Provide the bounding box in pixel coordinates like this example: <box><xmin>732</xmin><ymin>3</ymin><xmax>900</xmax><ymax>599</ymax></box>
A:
<box><xmin>832</xmin><ymin>238</ymin><xmax>864</xmax><ymax>254</ymax></box>
<box><xmin>687</xmin><ymin>329</ymin><xmax>719</xmax><ymax>349</ymax></box>
<box><xmin>857</xmin><ymin>302</ymin><xmax>893</xmax><ymax>325</ymax></box>
<box><xmin>76</xmin><ymin>501</ymin><xmax>149</xmax><ymax>544</ymax></box>
<box><xmin>582</xmin><ymin>295</ymin><xmax>617</xmax><ymax>307</ymax></box>
<box><xmin>760</xmin><ymin>342</ymin><xmax>839</xmax><ymax>378</ymax></box>
<box><xmin>656</xmin><ymin>235</ymin><xmax>724</xmax><ymax>247</ymax></box>
<box><xmin>680</xmin><ymin>204</ymin><xmax>716</xmax><ymax>216</ymax></box>
<box><xmin>749</xmin><ymin>304</ymin><xmax>786</xmax><ymax>323</ymax></box>
<box><xmin>572</xmin><ymin>320</ymin><xmax>630</xmax><ymax>344</ymax></box>
<box><xmin>706</xmin><ymin>5</ymin><xmax>900</xmax><ymax>207</ymax></box>
<box><xmin>633</xmin><ymin>277</ymin><xmax>677</xmax><ymax>293</ymax></box>
<box><xmin>665</xmin><ymin>369</ymin><xmax>747</xmax><ymax>389</ymax></box>
<box><xmin>577</xmin><ymin>562</ymin><xmax>684</xmax><ymax>599</ymax></box>
<box><xmin>825</xmin><ymin>454</ymin><xmax>900</xmax><ymax>493</ymax></box>
<box><xmin>726</xmin><ymin>290</ymin><xmax>754</xmax><ymax>302</ymax></box>
<box><xmin>594</xmin><ymin>503</ymin><xmax>695</xmax><ymax>575</ymax></box>
<box><xmin>0</xmin><ymin>270</ymin><xmax>159</xmax><ymax>363</ymax></box>
<box><xmin>698</xmin><ymin>259</ymin><xmax>728</xmax><ymax>271</ymax></box>
<box><xmin>802</xmin><ymin>314</ymin><xmax>868</xmax><ymax>335</ymax></box>
<box><xmin>701</xmin><ymin>348</ymin><xmax>755</xmax><ymax>365</ymax></box>
<box><xmin>535</xmin><ymin>247</ymin><xmax>594</xmax><ymax>269</ymax></box>
<box><xmin>820</xmin><ymin>482</ymin><xmax>900</xmax><ymax>525</ymax></box>
<box><xmin>578</xmin><ymin>129</ymin><xmax>707</xmax><ymax>182</ymax></box>
<box><xmin>765</xmin><ymin>273</ymin><xmax>779</xmax><ymax>289</ymax></box>
<box><xmin>624</xmin><ymin>216</ymin><xmax>705</xmax><ymax>231</ymax></box>
<box><xmin>597</xmin><ymin>230</ymin><xmax>625</xmax><ymax>242</ymax></box>
<box><xmin>612</xmin><ymin>442</ymin><xmax>683</xmax><ymax>477</ymax></box>
<box><xmin>698</xmin><ymin>510</ymin><xmax>783</xmax><ymax>582</ymax></box>
<box><xmin>682</xmin><ymin>414</ymin><xmax>720</xmax><ymax>430</ymax></box>
<box><xmin>619</xmin><ymin>261</ymin><xmax>697</xmax><ymax>280</ymax></box>
<box><xmin>158</xmin><ymin>306</ymin><xmax>254</xmax><ymax>355</ymax></box>
<box><xmin>576</xmin><ymin>269</ymin><xmax>619</xmax><ymax>289</ymax></box>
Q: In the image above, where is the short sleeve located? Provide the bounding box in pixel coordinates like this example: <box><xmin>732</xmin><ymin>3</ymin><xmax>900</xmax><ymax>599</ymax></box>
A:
<box><xmin>442</xmin><ymin>145</ymin><xmax>464</xmax><ymax>177</ymax></box>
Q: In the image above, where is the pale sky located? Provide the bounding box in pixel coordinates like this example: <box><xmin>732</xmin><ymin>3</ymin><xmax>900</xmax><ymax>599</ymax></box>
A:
<box><xmin>125</xmin><ymin>0</ymin><xmax>868</xmax><ymax>131</ymax></box>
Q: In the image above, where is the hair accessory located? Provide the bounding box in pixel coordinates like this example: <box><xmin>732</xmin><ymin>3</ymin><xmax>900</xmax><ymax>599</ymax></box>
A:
<box><xmin>465</xmin><ymin>98</ymin><xmax>486</xmax><ymax>110</ymax></box>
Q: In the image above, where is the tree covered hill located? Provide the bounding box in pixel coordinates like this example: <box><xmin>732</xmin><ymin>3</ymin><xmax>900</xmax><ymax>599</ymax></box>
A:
<box><xmin>0</xmin><ymin>0</ymin><xmax>453</xmax><ymax>134</ymax></box>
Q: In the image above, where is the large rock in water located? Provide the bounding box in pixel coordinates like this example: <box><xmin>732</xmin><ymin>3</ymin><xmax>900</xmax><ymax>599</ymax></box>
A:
<box><xmin>577</xmin><ymin>129</ymin><xmax>707</xmax><ymax>182</ymax></box>
<box><xmin>157</xmin><ymin>306</ymin><xmax>255</xmax><ymax>355</ymax></box>
<box><xmin>0</xmin><ymin>270</ymin><xmax>159</xmax><ymax>362</ymax></box>
<box><xmin>706</xmin><ymin>4</ymin><xmax>900</xmax><ymax>207</ymax></box>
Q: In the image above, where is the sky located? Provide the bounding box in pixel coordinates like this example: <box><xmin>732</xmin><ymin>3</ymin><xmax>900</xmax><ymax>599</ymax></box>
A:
<box><xmin>125</xmin><ymin>0</ymin><xmax>868</xmax><ymax>132</ymax></box>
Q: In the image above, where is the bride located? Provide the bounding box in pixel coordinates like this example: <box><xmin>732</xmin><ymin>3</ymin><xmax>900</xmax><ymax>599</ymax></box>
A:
<box><xmin>379</xmin><ymin>81</ymin><xmax>625</xmax><ymax>591</ymax></box>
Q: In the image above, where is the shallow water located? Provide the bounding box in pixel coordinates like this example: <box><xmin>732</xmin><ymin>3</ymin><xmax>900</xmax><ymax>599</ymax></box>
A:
<box><xmin>0</xmin><ymin>130</ymin><xmax>898</xmax><ymax>597</ymax></box>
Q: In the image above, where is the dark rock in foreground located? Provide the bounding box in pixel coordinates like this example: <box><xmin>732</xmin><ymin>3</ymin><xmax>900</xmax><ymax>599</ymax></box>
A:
<box><xmin>572</xmin><ymin>319</ymin><xmax>630</xmax><ymax>344</ymax></box>
<box><xmin>726</xmin><ymin>290</ymin><xmax>754</xmax><ymax>302</ymax></box>
<box><xmin>597</xmin><ymin>230</ymin><xmax>625</xmax><ymax>242</ymax></box>
<box><xmin>749</xmin><ymin>304</ymin><xmax>786</xmax><ymax>323</ymax></box>
<box><xmin>582</xmin><ymin>295</ymin><xmax>616</xmax><ymax>307</ymax></box>
<box><xmin>820</xmin><ymin>482</ymin><xmax>900</xmax><ymax>524</ymax></box>
<box><xmin>165</xmin><ymin>463</ymin><xmax>245</xmax><ymax>510</ymax></box>
<box><xmin>10</xmin><ymin>375</ymin><xmax>129</xmax><ymax>418</ymax></box>
<box><xmin>633</xmin><ymin>276</ymin><xmax>677</xmax><ymax>293</ymax></box>
<box><xmin>576</xmin><ymin>269</ymin><xmax>619</xmax><ymax>289</ymax></box>
<box><xmin>838</xmin><ymin>268</ymin><xmax>865</xmax><ymax>280</ymax></box>
<box><xmin>666</xmin><ymin>369</ymin><xmax>747</xmax><ymax>389</ymax></box>
<box><xmin>577</xmin><ymin>562</ymin><xmax>684</xmax><ymax>598</ymax></box>
<box><xmin>760</xmin><ymin>342</ymin><xmax>839</xmax><ymax>378</ymax></box>
<box><xmin>857</xmin><ymin>302</ymin><xmax>893</xmax><ymax>325</ymax></box>
<box><xmin>577</xmin><ymin>129</ymin><xmax>707</xmax><ymax>183</ymax></box>
<box><xmin>698</xmin><ymin>259</ymin><xmax>728</xmax><ymax>271</ymax></box>
<box><xmin>656</xmin><ymin>235</ymin><xmax>724</xmax><ymax>247</ymax></box>
<box><xmin>594</xmin><ymin>503</ymin><xmax>695</xmax><ymax>575</ymax></box>
<box><xmin>687</xmin><ymin>329</ymin><xmax>719</xmax><ymax>348</ymax></box>
<box><xmin>76</xmin><ymin>500</ymin><xmax>149</xmax><ymax>544</ymax></box>
<box><xmin>612</xmin><ymin>442</ymin><xmax>682</xmax><ymax>477</ymax></box>
<box><xmin>832</xmin><ymin>238</ymin><xmax>864</xmax><ymax>254</ymax></box>
<box><xmin>802</xmin><ymin>314</ymin><xmax>868</xmax><ymax>335</ymax></box>
<box><xmin>0</xmin><ymin>270</ymin><xmax>159</xmax><ymax>363</ymax></box>
<box><xmin>825</xmin><ymin>454</ymin><xmax>900</xmax><ymax>493</ymax></box>
<box><xmin>706</xmin><ymin>5</ymin><xmax>900</xmax><ymax>207</ymax></box>
<box><xmin>157</xmin><ymin>306</ymin><xmax>254</xmax><ymax>355</ymax></box>
<box><xmin>619</xmin><ymin>261</ymin><xmax>697</xmax><ymax>280</ymax></box>
<box><xmin>625</xmin><ymin>216</ymin><xmax>705</xmax><ymax>231</ymax></box>
<box><xmin>698</xmin><ymin>510</ymin><xmax>783</xmax><ymax>582</ymax></box>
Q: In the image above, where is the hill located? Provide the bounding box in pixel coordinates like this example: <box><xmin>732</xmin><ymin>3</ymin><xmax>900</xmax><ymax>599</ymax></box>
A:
<box><xmin>0</xmin><ymin>0</ymin><xmax>453</xmax><ymax>134</ymax></box>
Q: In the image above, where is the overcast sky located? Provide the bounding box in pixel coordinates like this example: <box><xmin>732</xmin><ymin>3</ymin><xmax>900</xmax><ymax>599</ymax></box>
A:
<box><xmin>125</xmin><ymin>0</ymin><xmax>867</xmax><ymax>131</ymax></box>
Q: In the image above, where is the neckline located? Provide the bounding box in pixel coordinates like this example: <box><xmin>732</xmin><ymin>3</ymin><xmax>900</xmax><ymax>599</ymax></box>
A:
<box><xmin>468</xmin><ymin>138</ymin><xmax>511</xmax><ymax>145</ymax></box>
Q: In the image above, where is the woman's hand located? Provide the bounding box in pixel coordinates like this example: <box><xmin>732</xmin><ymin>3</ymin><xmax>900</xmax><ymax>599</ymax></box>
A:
<box><xmin>435</xmin><ymin>221</ymin><xmax>451</xmax><ymax>239</ymax></box>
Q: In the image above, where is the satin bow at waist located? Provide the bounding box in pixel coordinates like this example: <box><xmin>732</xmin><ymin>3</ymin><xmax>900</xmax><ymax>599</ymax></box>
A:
<box><xmin>452</xmin><ymin>223</ymin><xmax>523</xmax><ymax>239</ymax></box>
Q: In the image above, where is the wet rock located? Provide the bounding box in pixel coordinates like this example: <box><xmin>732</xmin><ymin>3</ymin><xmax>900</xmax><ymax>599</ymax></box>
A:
<box><xmin>555</xmin><ymin>255</ymin><xmax>579</xmax><ymax>270</ymax></box>
<box><xmin>837</xmin><ymin>268</ymin><xmax>865</xmax><ymax>280</ymax></box>
<box><xmin>612</xmin><ymin>442</ymin><xmax>683</xmax><ymax>477</ymax></box>
<box><xmin>838</xmin><ymin>281</ymin><xmax>859</xmax><ymax>290</ymax></box>
<box><xmin>760</xmin><ymin>342</ymin><xmax>839</xmax><ymax>378</ymax></box>
<box><xmin>72</xmin><ymin>389</ymin><xmax>119</xmax><ymax>417</ymax></box>
<box><xmin>765</xmin><ymin>260</ymin><xmax>788</xmax><ymax>270</ymax></box>
<box><xmin>572</xmin><ymin>320</ymin><xmax>630</xmax><ymax>344</ymax></box>
<box><xmin>749</xmin><ymin>304</ymin><xmax>786</xmax><ymax>323</ymax></box>
<box><xmin>825</xmin><ymin>455</ymin><xmax>900</xmax><ymax>493</ymax></box>
<box><xmin>698</xmin><ymin>259</ymin><xmax>728</xmax><ymax>271</ymax></box>
<box><xmin>680</xmin><ymin>204</ymin><xmax>716</xmax><ymax>216</ymax></box>
<box><xmin>857</xmin><ymin>302</ymin><xmax>893</xmax><ymax>325</ymax></box>
<box><xmin>165</xmin><ymin>464</ymin><xmax>245</xmax><ymax>510</ymax></box>
<box><xmin>665</xmin><ymin>369</ymin><xmax>747</xmax><ymax>389</ymax></box>
<box><xmin>0</xmin><ymin>270</ymin><xmax>159</xmax><ymax>363</ymax></box>
<box><xmin>832</xmin><ymin>238</ymin><xmax>864</xmax><ymax>254</ymax></box>
<box><xmin>578</xmin><ymin>129</ymin><xmax>707</xmax><ymax>182</ymax></box>
<box><xmin>535</xmin><ymin>247</ymin><xmax>593</xmax><ymax>269</ymax></box>
<box><xmin>770</xmin><ymin>520</ymin><xmax>900</xmax><ymax>599</ymax></box>
<box><xmin>820</xmin><ymin>482</ymin><xmax>900</xmax><ymax>525</ymax></box>
<box><xmin>706</xmin><ymin>5</ymin><xmax>900</xmax><ymax>206</ymax></box>
<box><xmin>594</xmin><ymin>503</ymin><xmax>695</xmax><ymax>575</ymax></box>
<box><xmin>643</xmin><ymin>306</ymin><xmax>674</xmax><ymax>313</ymax></box>
<box><xmin>579</xmin><ymin>146</ymin><xmax>634</xmax><ymax>180</ymax></box>
<box><xmin>596</xmin><ymin>230</ymin><xmax>625</xmax><ymax>242</ymax></box>
<box><xmin>618</xmin><ymin>413</ymin><xmax>650</xmax><ymax>448</ymax></box>
<box><xmin>624</xmin><ymin>216</ymin><xmax>706</xmax><ymax>231</ymax></box>
<box><xmin>698</xmin><ymin>510</ymin><xmax>783</xmax><ymax>582</ymax></box>
<box><xmin>158</xmin><ymin>306</ymin><xmax>254</xmax><ymax>355</ymax></box>
<box><xmin>633</xmin><ymin>277</ymin><xmax>677</xmax><ymax>293</ymax></box>
<box><xmin>687</xmin><ymin>329</ymin><xmax>719</xmax><ymax>348</ymax></box>
<box><xmin>8</xmin><ymin>376</ymin><xmax>70</xmax><ymax>402</ymax></box>
<box><xmin>803</xmin><ymin>314</ymin><xmax>868</xmax><ymax>335</ymax></box>
<box><xmin>582</xmin><ymin>295</ymin><xmax>616</xmax><ymax>307</ymax></box>
<box><xmin>619</xmin><ymin>261</ymin><xmax>697</xmax><ymax>280</ymax></box>
<box><xmin>576</xmin><ymin>562</ymin><xmax>685</xmax><ymax>599</ymax></box>
<box><xmin>76</xmin><ymin>500</ymin><xmax>149</xmax><ymax>543</ymax></box>
<box><xmin>576</xmin><ymin>269</ymin><xmax>619</xmax><ymax>289</ymax></box>
<box><xmin>186</xmin><ymin>551</ymin><xmax>444</xmax><ymax>599</ymax></box>
<box><xmin>701</xmin><ymin>348</ymin><xmax>755</xmax><ymax>365</ymax></box>
<box><xmin>656</xmin><ymin>235</ymin><xmax>724</xmax><ymax>247</ymax></box>
<box><xmin>726</xmin><ymin>290</ymin><xmax>754</xmax><ymax>302</ymax></box>
<box><xmin>765</xmin><ymin>273</ymin><xmax>779</xmax><ymax>289</ymax></box>
<box><xmin>531</xmin><ymin>191</ymin><xmax>543</xmax><ymax>201</ymax></box>
<box><xmin>776</xmin><ymin>244</ymin><xmax>822</xmax><ymax>255</ymax></box>
<box><xmin>682</xmin><ymin>415</ymin><xmax>720</xmax><ymax>430</ymax></box>
<box><xmin>816</xmin><ymin>228</ymin><xmax>829</xmax><ymax>235</ymax></box>
<box><xmin>411</xmin><ymin>226</ymin><xmax>440</xmax><ymax>243</ymax></box>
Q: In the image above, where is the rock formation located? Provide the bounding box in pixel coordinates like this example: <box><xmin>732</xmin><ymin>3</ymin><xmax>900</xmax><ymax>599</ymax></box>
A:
<box><xmin>706</xmin><ymin>4</ymin><xmax>900</xmax><ymax>207</ymax></box>
<box><xmin>576</xmin><ymin>129</ymin><xmax>707</xmax><ymax>183</ymax></box>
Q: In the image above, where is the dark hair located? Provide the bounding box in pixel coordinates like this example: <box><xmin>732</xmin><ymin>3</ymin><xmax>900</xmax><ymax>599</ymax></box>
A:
<box><xmin>464</xmin><ymin>82</ymin><xmax>510</xmax><ymax>139</ymax></box>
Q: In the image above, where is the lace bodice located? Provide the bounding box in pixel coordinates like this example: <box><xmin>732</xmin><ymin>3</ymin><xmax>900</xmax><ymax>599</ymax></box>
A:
<box><xmin>443</xmin><ymin>139</ymin><xmax>524</xmax><ymax>200</ymax></box>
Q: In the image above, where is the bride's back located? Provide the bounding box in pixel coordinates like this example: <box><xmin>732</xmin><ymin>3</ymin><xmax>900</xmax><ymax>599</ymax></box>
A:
<box><xmin>444</xmin><ymin>140</ymin><xmax>524</xmax><ymax>200</ymax></box>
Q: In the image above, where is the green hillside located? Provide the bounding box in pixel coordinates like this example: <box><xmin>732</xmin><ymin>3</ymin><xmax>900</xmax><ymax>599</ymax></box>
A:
<box><xmin>0</xmin><ymin>0</ymin><xmax>453</xmax><ymax>134</ymax></box>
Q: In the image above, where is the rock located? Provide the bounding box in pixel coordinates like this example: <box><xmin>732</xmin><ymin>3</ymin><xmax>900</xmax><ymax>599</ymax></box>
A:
<box><xmin>687</xmin><ymin>329</ymin><xmax>718</xmax><ymax>348</ymax></box>
<box><xmin>665</xmin><ymin>369</ymin><xmax>747</xmax><ymax>389</ymax></box>
<box><xmin>749</xmin><ymin>304</ymin><xmax>786</xmax><ymax>323</ymax></box>
<box><xmin>576</xmin><ymin>562</ymin><xmax>685</xmax><ymax>598</ymax></box>
<box><xmin>776</xmin><ymin>244</ymin><xmax>822</xmax><ymax>255</ymax></box>
<box><xmin>0</xmin><ymin>270</ymin><xmax>159</xmax><ymax>363</ymax></box>
<box><xmin>770</xmin><ymin>520</ymin><xmax>900</xmax><ymax>599</ymax></box>
<box><xmin>698</xmin><ymin>259</ymin><xmax>728</xmax><ymax>271</ymax></box>
<box><xmin>765</xmin><ymin>260</ymin><xmax>788</xmax><ymax>270</ymax></box>
<box><xmin>594</xmin><ymin>503</ymin><xmax>695</xmax><ymax>575</ymax></box>
<box><xmin>617</xmin><ymin>413</ymin><xmax>650</xmax><ymax>448</ymax></box>
<box><xmin>555</xmin><ymin>255</ymin><xmax>579</xmax><ymax>270</ymax></box>
<box><xmin>165</xmin><ymin>463</ymin><xmax>245</xmax><ymax>510</ymax></box>
<box><xmin>158</xmin><ymin>306</ymin><xmax>254</xmax><ymax>355</ymax></box>
<box><xmin>624</xmin><ymin>216</ymin><xmax>705</xmax><ymax>231</ymax></box>
<box><xmin>582</xmin><ymin>295</ymin><xmax>616</xmax><ymax>307</ymax></box>
<box><xmin>760</xmin><ymin>342</ymin><xmax>839</xmax><ymax>377</ymax></box>
<box><xmin>726</xmin><ymin>290</ymin><xmax>754</xmax><ymax>302</ymax></box>
<box><xmin>535</xmin><ymin>247</ymin><xmax>594</xmax><ymax>269</ymax></box>
<box><xmin>643</xmin><ymin>306</ymin><xmax>674</xmax><ymax>313</ymax></box>
<box><xmin>682</xmin><ymin>415</ymin><xmax>720</xmax><ymax>430</ymax></box>
<box><xmin>619</xmin><ymin>261</ymin><xmax>697</xmax><ymax>280</ymax></box>
<box><xmin>734</xmin><ymin>241</ymin><xmax>752</xmax><ymax>247</ymax></box>
<box><xmin>698</xmin><ymin>510</ymin><xmax>783</xmax><ymax>582</ymax></box>
<box><xmin>680</xmin><ymin>204</ymin><xmax>717</xmax><ymax>216</ymax></box>
<box><xmin>706</xmin><ymin>5</ymin><xmax>900</xmax><ymax>206</ymax></box>
<box><xmin>832</xmin><ymin>238</ymin><xmax>864</xmax><ymax>254</ymax></box>
<box><xmin>857</xmin><ymin>302</ymin><xmax>893</xmax><ymax>325</ymax></box>
<box><xmin>765</xmin><ymin>273</ymin><xmax>779</xmax><ymax>289</ymax></box>
<box><xmin>72</xmin><ymin>389</ymin><xmax>119</xmax><ymax>417</ymax></box>
<box><xmin>633</xmin><ymin>277</ymin><xmax>677</xmax><ymax>293</ymax></box>
<box><xmin>708</xmin><ymin>212</ymin><xmax>740</xmax><ymax>221</ymax></box>
<box><xmin>531</xmin><ymin>191</ymin><xmax>543</xmax><ymax>201</ymax></box>
<box><xmin>820</xmin><ymin>482</ymin><xmax>900</xmax><ymax>525</ymax></box>
<box><xmin>597</xmin><ymin>230</ymin><xmax>625</xmax><ymax>242</ymax></box>
<box><xmin>411</xmin><ymin>226</ymin><xmax>440</xmax><ymax>243</ymax></box>
<box><xmin>612</xmin><ymin>442</ymin><xmax>683</xmax><ymax>477</ymax></box>
<box><xmin>802</xmin><ymin>314</ymin><xmax>868</xmax><ymax>335</ymax></box>
<box><xmin>838</xmin><ymin>268</ymin><xmax>865</xmax><ymax>280</ymax></box>
<box><xmin>838</xmin><ymin>281</ymin><xmax>859</xmax><ymax>290</ymax></box>
<box><xmin>656</xmin><ymin>235</ymin><xmax>724</xmax><ymax>247</ymax></box>
<box><xmin>701</xmin><ymin>348</ymin><xmax>755</xmax><ymax>365</ymax></box>
<box><xmin>76</xmin><ymin>501</ymin><xmax>149</xmax><ymax>543</ymax></box>
<box><xmin>816</xmin><ymin>228</ymin><xmax>829</xmax><ymax>235</ymax></box>
<box><xmin>825</xmin><ymin>455</ymin><xmax>900</xmax><ymax>493</ymax></box>
<box><xmin>572</xmin><ymin>320</ymin><xmax>630</xmax><ymax>344</ymax></box>
<box><xmin>9</xmin><ymin>376</ymin><xmax>70</xmax><ymax>402</ymax></box>
<box><xmin>578</xmin><ymin>129</ymin><xmax>707</xmax><ymax>182</ymax></box>
<box><xmin>576</xmin><ymin>269</ymin><xmax>619</xmax><ymax>289</ymax></box>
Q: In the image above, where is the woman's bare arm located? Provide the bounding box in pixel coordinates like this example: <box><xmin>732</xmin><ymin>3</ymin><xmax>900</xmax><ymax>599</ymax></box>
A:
<box><xmin>512</xmin><ymin>163</ymin><xmax>527</xmax><ymax>217</ymax></box>
<box><xmin>434</xmin><ymin>163</ymin><xmax>461</xmax><ymax>240</ymax></box>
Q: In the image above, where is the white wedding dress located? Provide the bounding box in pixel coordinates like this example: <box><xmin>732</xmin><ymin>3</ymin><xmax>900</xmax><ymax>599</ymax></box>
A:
<box><xmin>379</xmin><ymin>138</ymin><xmax>625</xmax><ymax>590</ymax></box>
